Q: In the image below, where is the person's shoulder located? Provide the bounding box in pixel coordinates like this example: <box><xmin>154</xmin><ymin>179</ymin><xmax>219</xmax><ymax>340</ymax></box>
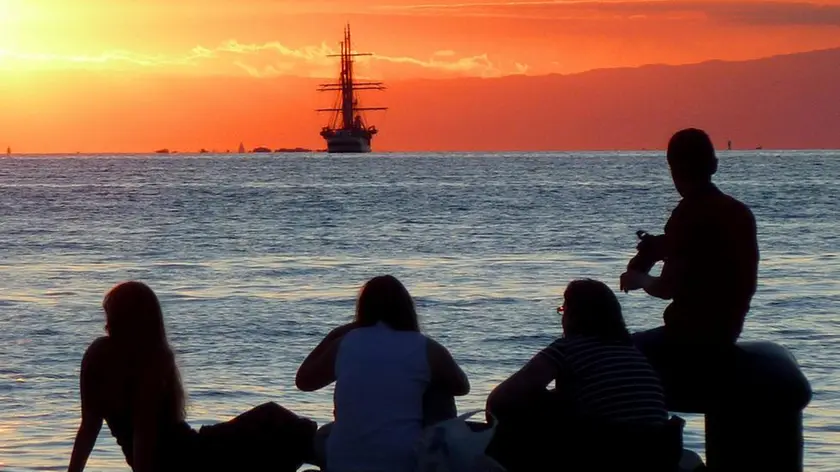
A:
<box><xmin>669</xmin><ymin>197</ymin><xmax>689</xmax><ymax>216</ymax></box>
<box><xmin>537</xmin><ymin>337</ymin><xmax>568</xmax><ymax>364</ymax></box>
<box><xmin>732</xmin><ymin>196</ymin><xmax>756</xmax><ymax>220</ymax></box>
<box><xmin>718</xmin><ymin>189</ymin><xmax>752</xmax><ymax>210</ymax></box>
<box><xmin>424</xmin><ymin>335</ymin><xmax>449</xmax><ymax>353</ymax></box>
<box><xmin>562</xmin><ymin>335</ymin><xmax>620</xmax><ymax>353</ymax></box>
<box><xmin>544</xmin><ymin>336</ymin><xmax>582</xmax><ymax>355</ymax></box>
<box><xmin>715</xmin><ymin>189</ymin><xmax>757</xmax><ymax>226</ymax></box>
<box><xmin>83</xmin><ymin>336</ymin><xmax>112</xmax><ymax>361</ymax></box>
<box><xmin>562</xmin><ymin>335</ymin><xmax>601</xmax><ymax>346</ymax></box>
<box><xmin>665</xmin><ymin>196</ymin><xmax>691</xmax><ymax>230</ymax></box>
<box><xmin>547</xmin><ymin>335</ymin><xmax>570</xmax><ymax>347</ymax></box>
<box><xmin>548</xmin><ymin>336</ymin><xmax>630</xmax><ymax>366</ymax></box>
<box><xmin>80</xmin><ymin>336</ymin><xmax>113</xmax><ymax>380</ymax></box>
<box><xmin>707</xmin><ymin>184</ymin><xmax>745</xmax><ymax>209</ymax></box>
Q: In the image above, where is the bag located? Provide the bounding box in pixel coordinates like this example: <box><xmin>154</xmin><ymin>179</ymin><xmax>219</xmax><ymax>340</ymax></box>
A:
<box><xmin>415</xmin><ymin>410</ymin><xmax>506</xmax><ymax>472</ymax></box>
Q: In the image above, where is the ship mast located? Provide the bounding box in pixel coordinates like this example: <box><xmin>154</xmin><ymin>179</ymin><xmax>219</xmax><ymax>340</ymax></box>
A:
<box><xmin>317</xmin><ymin>24</ymin><xmax>387</xmax><ymax>131</ymax></box>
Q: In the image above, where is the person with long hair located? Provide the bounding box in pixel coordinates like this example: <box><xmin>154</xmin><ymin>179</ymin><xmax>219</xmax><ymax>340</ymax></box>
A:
<box><xmin>486</xmin><ymin>279</ymin><xmax>676</xmax><ymax>471</ymax></box>
<box><xmin>67</xmin><ymin>281</ymin><xmax>317</xmax><ymax>472</ymax></box>
<box><xmin>295</xmin><ymin>275</ymin><xmax>470</xmax><ymax>472</ymax></box>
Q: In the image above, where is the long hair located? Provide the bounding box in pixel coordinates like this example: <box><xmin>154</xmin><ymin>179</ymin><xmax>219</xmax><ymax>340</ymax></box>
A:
<box><xmin>103</xmin><ymin>281</ymin><xmax>186</xmax><ymax>421</ymax></box>
<box><xmin>355</xmin><ymin>275</ymin><xmax>420</xmax><ymax>332</ymax></box>
<box><xmin>562</xmin><ymin>279</ymin><xmax>631</xmax><ymax>343</ymax></box>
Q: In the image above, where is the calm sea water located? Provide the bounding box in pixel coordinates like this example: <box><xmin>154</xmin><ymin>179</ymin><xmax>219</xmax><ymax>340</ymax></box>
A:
<box><xmin>0</xmin><ymin>152</ymin><xmax>837</xmax><ymax>471</ymax></box>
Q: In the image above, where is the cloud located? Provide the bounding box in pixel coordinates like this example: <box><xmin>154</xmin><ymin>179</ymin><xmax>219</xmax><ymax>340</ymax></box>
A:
<box><xmin>368</xmin><ymin>52</ymin><xmax>500</xmax><ymax>76</ymax></box>
<box><xmin>372</xmin><ymin>1</ymin><xmax>840</xmax><ymax>27</ymax></box>
<box><xmin>0</xmin><ymin>39</ymin><xmax>511</xmax><ymax>78</ymax></box>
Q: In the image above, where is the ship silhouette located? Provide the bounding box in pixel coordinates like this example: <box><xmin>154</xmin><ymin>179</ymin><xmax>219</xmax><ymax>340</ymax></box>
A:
<box><xmin>317</xmin><ymin>25</ymin><xmax>387</xmax><ymax>153</ymax></box>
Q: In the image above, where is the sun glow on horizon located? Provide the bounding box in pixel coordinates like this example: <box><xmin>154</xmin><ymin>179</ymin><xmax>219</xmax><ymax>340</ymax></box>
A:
<box><xmin>2</xmin><ymin>1</ymin><xmax>840</xmax><ymax>153</ymax></box>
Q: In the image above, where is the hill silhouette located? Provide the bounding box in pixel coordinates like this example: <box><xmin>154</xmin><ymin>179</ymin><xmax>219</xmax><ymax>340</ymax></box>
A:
<box><xmin>379</xmin><ymin>47</ymin><xmax>840</xmax><ymax>151</ymax></box>
<box><xmin>2</xmin><ymin>48</ymin><xmax>839</xmax><ymax>152</ymax></box>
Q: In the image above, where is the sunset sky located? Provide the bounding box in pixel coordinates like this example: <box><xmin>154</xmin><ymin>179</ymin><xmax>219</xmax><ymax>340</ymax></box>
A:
<box><xmin>2</xmin><ymin>0</ymin><xmax>840</xmax><ymax>152</ymax></box>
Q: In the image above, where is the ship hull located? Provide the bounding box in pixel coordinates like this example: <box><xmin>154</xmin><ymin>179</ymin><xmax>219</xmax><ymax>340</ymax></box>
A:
<box><xmin>324</xmin><ymin>135</ymin><xmax>372</xmax><ymax>153</ymax></box>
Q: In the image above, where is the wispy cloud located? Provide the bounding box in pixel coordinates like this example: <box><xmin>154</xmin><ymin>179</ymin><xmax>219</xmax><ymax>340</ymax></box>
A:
<box><xmin>0</xmin><ymin>39</ymin><xmax>514</xmax><ymax>78</ymax></box>
<box><xmin>370</xmin><ymin>52</ymin><xmax>499</xmax><ymax>76</ymax></box>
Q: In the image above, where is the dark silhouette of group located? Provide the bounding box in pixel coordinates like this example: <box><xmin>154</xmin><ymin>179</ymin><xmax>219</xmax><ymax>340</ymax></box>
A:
<box><xmin>68</xmin><ymin>129</ymin><xmax>762</xmax><ymax>472</ymax></box>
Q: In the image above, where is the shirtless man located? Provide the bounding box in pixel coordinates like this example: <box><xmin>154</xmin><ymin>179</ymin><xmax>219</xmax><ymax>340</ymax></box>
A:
<box><xmin>621</xmin><ymin>128</ymin><xmax>759</xmax><ymax>406</ymax></box>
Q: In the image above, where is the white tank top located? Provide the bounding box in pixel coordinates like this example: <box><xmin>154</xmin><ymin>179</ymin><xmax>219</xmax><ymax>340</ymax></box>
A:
<box><xmin>326</xmin><ymin>322</ymin><xmax>430</xmax><ymax>472</ymax></box>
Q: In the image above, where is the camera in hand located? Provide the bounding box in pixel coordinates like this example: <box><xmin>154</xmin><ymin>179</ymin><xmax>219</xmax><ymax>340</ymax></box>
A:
<box><xmin>627</xmin><ymin>230</ymin><xmax>665</xmax><ymax>274</ymax></box>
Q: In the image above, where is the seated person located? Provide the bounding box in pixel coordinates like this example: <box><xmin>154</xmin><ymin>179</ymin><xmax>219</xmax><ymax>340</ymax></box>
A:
<box><xmin>67</xmin><ymin>281</ymin><xmax>316</xmax><ymax>472</ymax></box>
<box><xmin>486</xmin><ymin>279</ymin><xmax>678</xmax><ymax>471</ymax></box>
<box><xmin>295</xmin><ymin>275</ymin><xmax>470</xmax><ymax>472</ymax></box>
<box><xmin>621</xmin><ymin>128</ymin><xmax>759</xmax><ymax>408</ymax></box>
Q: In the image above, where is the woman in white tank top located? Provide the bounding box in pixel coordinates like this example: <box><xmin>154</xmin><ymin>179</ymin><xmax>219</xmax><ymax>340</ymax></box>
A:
<box><xmin>296</xmin><ymin>275</ymin><xmax>470</xmax><ymax>472</ymax></box>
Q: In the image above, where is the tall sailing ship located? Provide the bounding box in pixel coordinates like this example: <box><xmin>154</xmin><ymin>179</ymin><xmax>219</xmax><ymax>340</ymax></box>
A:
<box><xmin>317</xmin><ymin>25</ymin><xmax>387</xmax><ymax>153</ymax></box>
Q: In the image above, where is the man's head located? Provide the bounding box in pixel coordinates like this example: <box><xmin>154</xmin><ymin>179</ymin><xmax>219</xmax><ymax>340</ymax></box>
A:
<box><xmin>666</xmin><ymin>128</ymin><xmax>718</xmax><ymax>196</ymax></box>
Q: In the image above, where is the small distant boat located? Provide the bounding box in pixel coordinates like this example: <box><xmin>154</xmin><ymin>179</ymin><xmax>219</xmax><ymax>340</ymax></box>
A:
<box><xmin>317</xmin><ymin>25</ymin><xmax>387</xmax><ymax>153</ymax></box>
<box><xmin>252</xmin><ymin>147</ymin><xmax>272</xmax><ymax>153</ymax></box>
<box><xmin>155</xmin><ymin>148</ymin><xmax>170</xmax><ymax>154</ymax></box>
<box><xmin>237</xmin><ymin>142</ymin><xmax>246</xmax><ymax>153</ymax></box>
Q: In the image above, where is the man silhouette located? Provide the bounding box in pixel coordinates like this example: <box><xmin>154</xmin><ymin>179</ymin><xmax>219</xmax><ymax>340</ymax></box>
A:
<box><xmin>620</xmin><ymin>128</ymin><xmax>759</xmax><ymax>406</ymax></box>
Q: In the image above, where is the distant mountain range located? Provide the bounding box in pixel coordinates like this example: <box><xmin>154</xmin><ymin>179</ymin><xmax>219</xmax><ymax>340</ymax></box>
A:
<box><xmin>3</xmin><ymin>48</ymin><xmax>839</xmax><ymax>152</ymax></box>
<box><xmin>377</xmin><ymin>47</ymin><xmax>840</xmax><ymax>151</ymax></box>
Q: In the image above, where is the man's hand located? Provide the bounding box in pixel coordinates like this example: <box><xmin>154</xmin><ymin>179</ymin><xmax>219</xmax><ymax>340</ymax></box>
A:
<box><xmin>620</xmin><ymin>270</ymin><xmax>654</xmax><ymax>293</ymax></box>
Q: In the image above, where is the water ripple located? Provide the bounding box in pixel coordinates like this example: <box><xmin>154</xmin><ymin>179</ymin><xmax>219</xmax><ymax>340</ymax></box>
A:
<box><xmin>0</xmin><ymin>152</ymin><xmax>838</xmax><ymax>471</ymax></box>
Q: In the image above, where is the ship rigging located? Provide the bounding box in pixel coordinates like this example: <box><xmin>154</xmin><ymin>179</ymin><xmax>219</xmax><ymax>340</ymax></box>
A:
<box><xmin>317</xmin><ymin>25</ymin><xmax>387</xmax><ymax>153</ymax></box>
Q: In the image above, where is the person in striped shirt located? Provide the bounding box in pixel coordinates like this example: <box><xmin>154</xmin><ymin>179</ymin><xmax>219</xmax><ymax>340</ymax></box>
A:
<box><xmin>486</xmin><ymin>279</ymin><xmax>673</xmax><ymax>471</ymax></box>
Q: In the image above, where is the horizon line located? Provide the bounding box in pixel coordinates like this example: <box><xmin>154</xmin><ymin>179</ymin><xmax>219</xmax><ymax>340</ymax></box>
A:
<box><xmin>6</xmin><ymin>148</ymin><xmax>840</xmax><ymax>157</ymax></box>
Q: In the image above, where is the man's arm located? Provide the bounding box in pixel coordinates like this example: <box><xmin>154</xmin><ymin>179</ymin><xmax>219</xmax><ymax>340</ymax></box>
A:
<box><xmin>621</xmin><ymin>235</ymin><xmax>683</xmax><ymax>299</ymax></box>
<box><xmin>639</xmin><ymin>262</ymin><xmax>677</xmax><ymax>300</ymax></box>
<box><xmin>622</xmin><ymin>205</ymin><xmax>684</xmax><ymax>297</ymax></box>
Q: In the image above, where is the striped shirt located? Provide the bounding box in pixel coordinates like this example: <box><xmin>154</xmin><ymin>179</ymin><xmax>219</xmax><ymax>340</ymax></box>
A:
<box><xmin>539</xmin><ymin>335</ymin><xmax>667</xmax><ymax>424</ymax></box>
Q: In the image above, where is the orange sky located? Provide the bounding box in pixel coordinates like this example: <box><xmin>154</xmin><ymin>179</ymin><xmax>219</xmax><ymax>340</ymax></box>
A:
<box><xmin>2</xmin><ymin>0</ymin><xmax>840</xmax><ymax>152</ymax></box>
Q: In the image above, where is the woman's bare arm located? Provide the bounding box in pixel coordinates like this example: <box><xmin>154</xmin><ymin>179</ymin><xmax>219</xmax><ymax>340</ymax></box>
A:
<box><xmin>486</xmin><ymin>352</ymin><xmax>556</xmax><ymax>417</ymax></box>
<box><xmin>67</xmin><ymin>341</ymin><xmax>105</xmax><ymax>472</ymax></box>
<box><xmin>296</xmin><ymin>322</ymin><xmax>357</xmax><ymax>391</ymax></box>
<box><xmin>426</xmin><ymin>338</ymin><xmax>470</xmax><ymax>396</ymax></box>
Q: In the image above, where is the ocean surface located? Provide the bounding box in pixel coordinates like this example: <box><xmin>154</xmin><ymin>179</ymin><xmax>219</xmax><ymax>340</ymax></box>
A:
<box><xmin>0</xmin><ymin>151</ymin><xmax>837</xmax><ymax>471</ymax></box>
